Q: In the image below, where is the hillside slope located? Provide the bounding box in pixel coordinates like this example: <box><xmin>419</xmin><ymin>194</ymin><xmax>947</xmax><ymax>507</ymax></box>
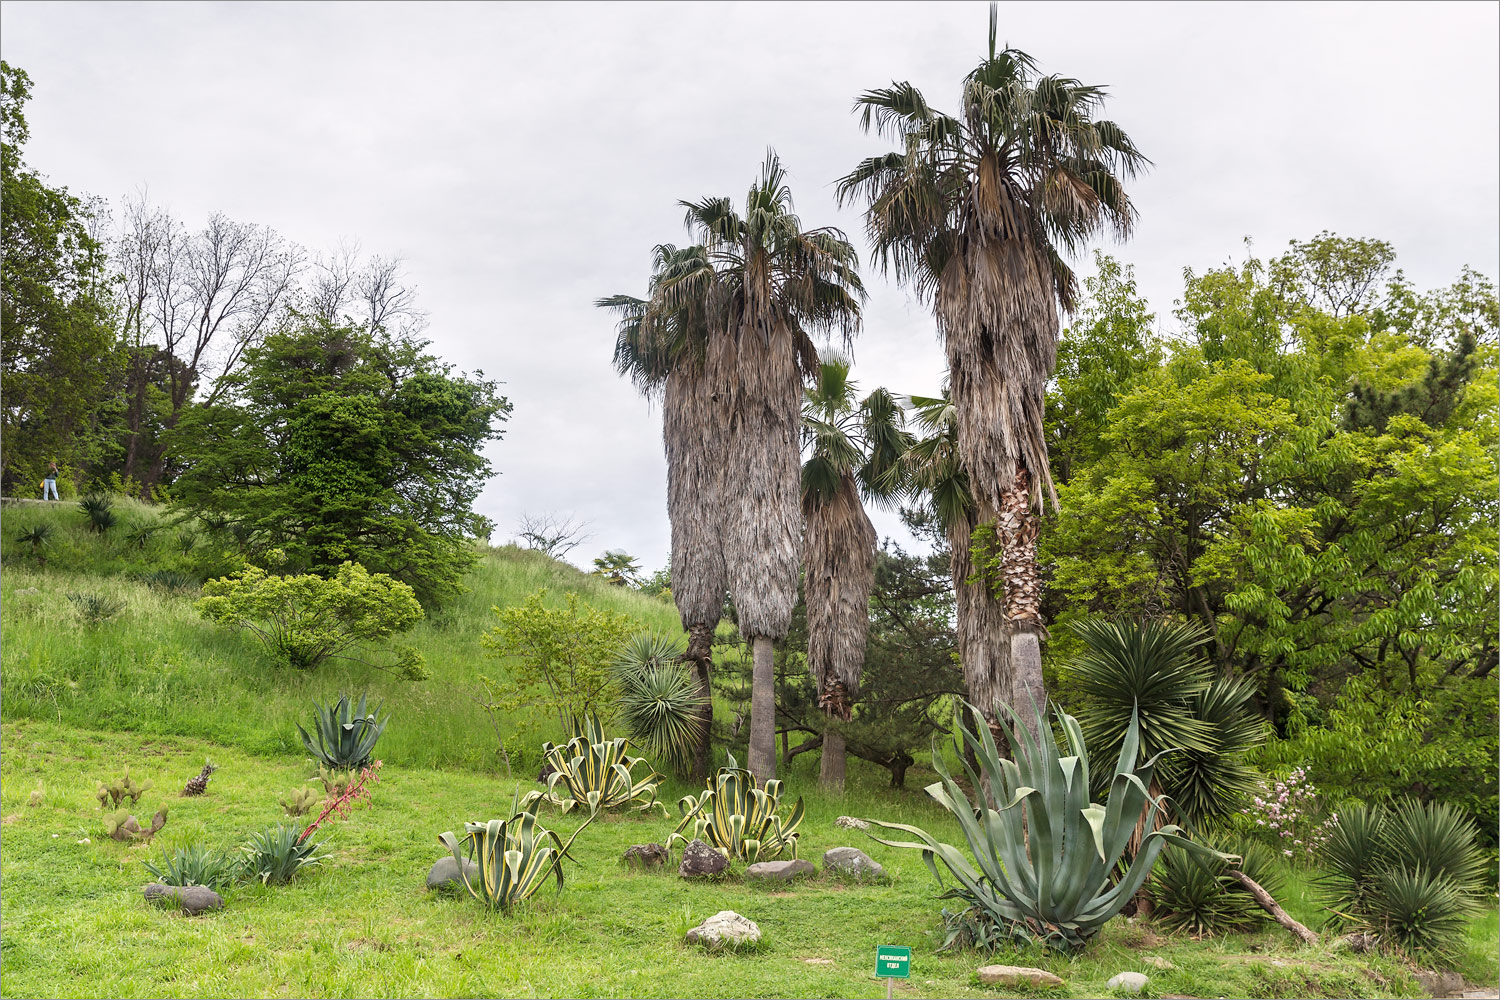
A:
<box><xmin>1</xmin><ymin>499</ymin><xmax>681</xmax><ymax>770</ymax></box>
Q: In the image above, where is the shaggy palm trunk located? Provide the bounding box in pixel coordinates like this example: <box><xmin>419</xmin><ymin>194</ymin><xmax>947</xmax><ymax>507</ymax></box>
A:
<box><xmin>804</xmin><ymin>474</ymin><xmax>877</xmax><ymax>791</ymax></box>
<box><xmin>663</xmin><ymin>364</ymin><xmax>727</xmax><ymax>780</ymax></box>
<box><xmin>712</xmin><ymin>312</ymin><xmax>806</xmax><ymax>784</ymax></box>
<box><xmin>947</xmin><ymin>507</ymin><xmax>1012</xmax><ymax>731</ymax></box>
<box><xmin>937</xmin><ymin>225</ymin><xmax>1059</xmax><ymax>743</ymax></box>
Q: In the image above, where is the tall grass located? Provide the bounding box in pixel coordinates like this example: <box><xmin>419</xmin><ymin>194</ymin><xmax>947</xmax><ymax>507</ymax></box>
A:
<box><xmin>1</xmin><ymin>500</ymin><xmax>682</xmax><ymax>771</ymax></box>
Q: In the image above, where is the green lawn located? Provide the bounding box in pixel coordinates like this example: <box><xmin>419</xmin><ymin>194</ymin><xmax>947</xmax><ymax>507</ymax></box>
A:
<box><xmin>0</xmin><ymin>719</ymin><xmax>1467</xmax><ymax>1000</ymax></box>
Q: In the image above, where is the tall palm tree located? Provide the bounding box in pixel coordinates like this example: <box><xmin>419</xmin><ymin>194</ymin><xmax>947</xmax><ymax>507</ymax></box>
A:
<box><xmin>599</xmin><ymin>243</ymin><xmax>722</xmax><ymax>779</ymax></box>
<box><xmin>801</xmin><ymin>356</ymin><xmax>909</xmax><ymax>788</ymax></box>
<box><xmin>680</xmin><ymin>150</ymin><xmax>865</xmax><ymax>781</ymax></box>
<box><xmin>903</xmin><ymin>390</ymin><xmax>1011</xmax><ymax>733</ymax></box>
<box><xmin>838</xmin><ymin>6</ymin><xmax>1146</xmax><ymax>733</ymax></box>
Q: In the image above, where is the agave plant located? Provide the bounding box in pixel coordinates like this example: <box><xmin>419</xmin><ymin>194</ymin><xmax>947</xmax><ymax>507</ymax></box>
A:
<box><xmin>242</xmin><ymin>823</ymin><xmax>329</xmax><ymax>885</ymax></box>
<box><xmin>538</xmin><ymin>714</ymin><xmax>665</xmax><ymax>815</ymax></box>
<box><xmin>668</xmin><ymin>754</ymin><xmax>805</xmax><ymax>862</ymax></box>
<box><xmin>144</xmin><ymin>844</ymin><xmax>240</xmax><ymax>891</ymax></box>
<box><xmin>438</xmin><ymin>790</ymin><xmax>595</xmax><ymax>910</ymax></box>
<box><xmin>870</xmin><ymin>700</ymin><xmax>1222</xmax><ymax>953</ymax></box>
<box><xmin>296</xmin><ymin>693</ymin><xmax>387</xmax><ymax>770</ymax></box>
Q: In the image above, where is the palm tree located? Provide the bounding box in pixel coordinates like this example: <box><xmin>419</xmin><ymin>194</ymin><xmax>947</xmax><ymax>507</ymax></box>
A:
<box><xmin>903</xmin><ymin>389</ymin><xmax>1012</xmax><ymax>733</ymax></box>
<box><xmin>599</xmin><ymin>243</ymin><xmax>723</xmax><ymax>779</ymax></box>
<box><xmin>801</xmin><ymin>356</ymin><xmax>909</xmax><ymax>788</ymax></box>
<box><xmin>681</xmin><ymin>150</ymin><xmax>865</xmax><ymax>781</ymax></box>
<box><xmin>837</xmin><ymin>6</ymin><xmax>1147</xmax><ymax>733</ymax></box>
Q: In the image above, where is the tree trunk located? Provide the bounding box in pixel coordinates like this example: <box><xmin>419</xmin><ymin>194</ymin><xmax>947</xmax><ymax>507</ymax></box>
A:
<box><xmin>690</xmin><ymin>650</ymin><xmax>713</xmax><ymax>782</ymax></box>
<box><xmin>1229</xmin><ymin>869</ymin><xmax>1319</xmax><ymax>945</ymax></box>
<box><xmin>998</xmin><ymin>470</ymin><xmax>1046</xmax><ymax>740</ymax></box>
<box><xmin>819</xmin><ymin>724</ymin><xmax>846</xmax><ymax>790</ymax></box>
<box><xmin>948</xmin><ymin>508</ymin><xmax>1012</xmax><ymax>729</ymax></box>
<box><xmin>747</xmin><ymin>635</ymin><xmax>777</xmax><ymax>782</ymax></box>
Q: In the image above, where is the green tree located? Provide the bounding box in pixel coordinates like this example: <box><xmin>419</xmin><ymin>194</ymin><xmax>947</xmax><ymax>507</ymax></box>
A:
<box><xmin>591</xmin><ymin>550</ymin><xmax>642</xmax><ymax>587</ymax></box>
<box><xmin>1043</xmin><ymin>236</ymin><xmax>1498</xmax><ymax>836</ymax></box>
<box><xmin>1</xmin><ymin>61</ymin><xmax>119</xmax><ymax>494</ymax></box>
<box><xmin>169</xmin><ymin>319</ymin><xmax>510</xmax><ymax>608</ymax></box>
<box><xmin>481</xmin><ymin>588</ymin><xmax>641</xmax><ymax>730</ymax></box>
<box><xmin>838</xmin><ymin>6</ymin><xmax>1146</xmax><ymax>736</ymax></box>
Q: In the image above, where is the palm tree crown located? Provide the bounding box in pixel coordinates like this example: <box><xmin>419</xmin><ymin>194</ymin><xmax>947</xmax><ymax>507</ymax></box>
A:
<box><xmin>837</xmin><ymin>8</ymin><xmax>1146</xmax><ymax>509</ymax></box>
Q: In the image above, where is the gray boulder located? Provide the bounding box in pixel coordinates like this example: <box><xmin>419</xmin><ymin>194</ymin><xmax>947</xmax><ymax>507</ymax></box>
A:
<box><xmin>822</xmin><ymin>846</ymin><xmax>885</xmax><ymax>880</ymax></box>
<box><xmin>678</xmin><ymin>839</ymin><xmax>727</xmax><ymax>878</ymax></box>
<box><xmin>143</xmin><ymin>883</ymin><xmax>223</xmax><ymax>916</ymax></box>
<box><xmin>976</xmin><ymin>965</ymin><xmax>1063</xmax><ymax>988</ymax></box>
<box><xmin>1106</xmin><ymin>971</ymin><xmax>1149</xmax><ymax>995</ymax></box>
<box><xmin>622</xmin><ymin>843</ymin><xmax>669</xmax><ymax>868</ymax></box>
<box><xmin>426</xmin><ymin>856</ymin><xmax>479</xmax><ymax>893</ymax></box>
<box><xmin>684</xmin><ymin>910</ymin><xmax>760</xmax><ymax>949</ymax></box>
<box><xmin>744</xmin><ymin>858</ymin><xmax>816</xmax><ymax>883</ymax></box>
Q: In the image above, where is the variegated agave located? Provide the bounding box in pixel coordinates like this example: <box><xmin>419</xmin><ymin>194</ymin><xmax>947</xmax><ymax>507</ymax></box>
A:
<box><xmin>668</xmin><ymin>754</ymin><xmax>805</xmax><ymax>862</ymax></box>
<box><xmin>870</xmin><ymin>700</ymin><xmax>1223</xmax><ymax>953</ymax></box>
<box><xmin>438</xmin><ymin>790</ymin><xmax>594</xmax><ymax>910</ymax></box>
<box><xmin>539</xmin><ymin>714</ymin><xmax>666</xmax><ymax>815</ymax></box>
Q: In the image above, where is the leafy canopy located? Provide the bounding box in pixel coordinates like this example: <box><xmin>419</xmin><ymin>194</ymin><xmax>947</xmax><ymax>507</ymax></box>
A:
<box><xmin>170</xmin><ymin>319</ymin><xmax>511</xmax><ymax>608</ymax></box>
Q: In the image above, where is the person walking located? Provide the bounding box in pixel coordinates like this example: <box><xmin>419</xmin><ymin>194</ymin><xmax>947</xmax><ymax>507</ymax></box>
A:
<box><xmin>42</xmin><ymin>462</ymin><xmax>59</xmax><ymax>501</ymax></box>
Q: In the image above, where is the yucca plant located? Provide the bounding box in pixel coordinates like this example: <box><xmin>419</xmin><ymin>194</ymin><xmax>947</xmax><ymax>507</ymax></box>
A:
<box><xmin>870</xmin><ymin>699</ymin><xmax>1223</xmax><ymax>953</ymax></box>
<box><xmin>613</xmin><ymin>632</ymin><xmax>707</xmax><ymax>775</ymax></box>
<box><xmin>668</xmin><ymin>753</ymin><xmax>805</xmax><ymax>862</ymax></box>
<box><xmin>1067</xmin><ymin>619</ymin><xmax>1262</xmax><ymax>826</ymax></box>
<box><xmin>79</xmin><ymin>494</ymin><xmax>116</xmax><ymax>534</ymax></box>
<box><xmin>144</xmin><ymin>844</ymin><xmax>239</xmax><ymax>891</ymax></box>
<box><xmin>241</xmin><ymin>823</ymin><xmax>329</xmax><ymax>885</ymax></box>
<box><xmin>1148</xmin><ymin>834</ymin><xmax>1285</xmax><ymax>936</ymax></box>
<box><xmin>538</xmin><ymin>714</ymin><xmax>666</xmax><ymax>815</ymax></box>
<box><xmin>141</xmin><ymin>569</ymin><xmax>200</xmax><ymax>595</ymax></box>
<box><xmin>438</xmin><ymin>789</ymin><xmax>595</xmax><ymax>910</ymax></box>
<box><xmin>68</xmin><ymin>592</ymin><xmax>127</xmax><ymax>626</ymax></box>
<box><xmin>126</xmin><ymin>522</ymin><xmax>161</xmax><ymax>550</ymax></box>
<box><xmin>296</xmin><ymin>693</ymin><xmax>387</xmax><ymax>770</ymax></box>
<box><xmin>15</xmin><ymin>522</ymin><xmax>53</xmax><ymax>564</ymax></box>
<box><xmin>1367</xmin><ymin>866</ymin><xmax>1474</xmax><ymax>957</ymax></box>
<box><xmin>1319</xmin><ymin>799</ymin><xmax>1484</xmax><ymax>955</ymax></box>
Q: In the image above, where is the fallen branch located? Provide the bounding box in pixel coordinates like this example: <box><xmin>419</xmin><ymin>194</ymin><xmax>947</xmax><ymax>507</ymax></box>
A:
<box><xmin>1229</xmin><ymin>868</ymin><xmax>1318</xmax><ymax>945</ymax></box>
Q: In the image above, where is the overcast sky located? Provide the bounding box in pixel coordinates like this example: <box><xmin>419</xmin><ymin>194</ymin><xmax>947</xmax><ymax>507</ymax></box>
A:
<box><xmin>4</xmin><ymin>1</ymin><xmax>1497</xmax><ymax>571</ymax></box>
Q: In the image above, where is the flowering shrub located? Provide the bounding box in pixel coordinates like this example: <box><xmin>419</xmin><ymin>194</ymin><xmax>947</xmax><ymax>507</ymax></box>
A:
<box><xmin>1239</xmin><ymin>766</ymin><xmax>1338</xmax><ymax>863</ymax></box>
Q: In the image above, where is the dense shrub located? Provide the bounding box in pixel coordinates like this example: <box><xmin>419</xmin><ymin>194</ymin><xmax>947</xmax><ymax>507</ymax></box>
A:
<box><xmin>197</xmin><ymin>561</ymin><xmax>425</xmax><ymax>677</ymax></box>
<box><xmin>1149</xmin><ymin>834</ymin><xmax>1286</xmax><ymax>936</ymax></box>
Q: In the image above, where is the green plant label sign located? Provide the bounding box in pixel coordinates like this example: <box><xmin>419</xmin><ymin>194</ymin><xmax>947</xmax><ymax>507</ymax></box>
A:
<box><xmin>875</xmin><ymin>945</ymin><xmax>910</xmax><ymax>979</ymax></box>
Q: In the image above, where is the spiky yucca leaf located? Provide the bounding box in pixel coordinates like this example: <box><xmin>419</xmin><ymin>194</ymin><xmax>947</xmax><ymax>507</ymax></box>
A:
<box><xmin>438</xmin><ymin>789</ymin><xmax>595</xmax><ymax>910</ymax></box>
<box><xmin>538</xmin><ymin>714</ymin><xmax>666</xmax><ymax>815</ymax></box>
<box><xmin>870</xmin><ymin>699</ymin><xmax>1225</xmax><ymax>953</ymax></box>
<box><xmin>669</xmin><ymin>753</ymin><xmax>805</xmax><ymax>862</ymax></box>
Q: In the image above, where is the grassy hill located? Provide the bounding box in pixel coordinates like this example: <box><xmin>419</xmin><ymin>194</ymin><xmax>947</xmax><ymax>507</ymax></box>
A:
<box><xmin>1</xmin><ymin>498</ymin><xmax>682</xmax><ymax>772</ymax></box>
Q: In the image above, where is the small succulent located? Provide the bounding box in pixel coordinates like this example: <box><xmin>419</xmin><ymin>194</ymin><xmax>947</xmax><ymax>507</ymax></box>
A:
<box><xmin>280</xmin><ymin>786</ymin><xmax>320</xmax><ymax>817</ymax></box>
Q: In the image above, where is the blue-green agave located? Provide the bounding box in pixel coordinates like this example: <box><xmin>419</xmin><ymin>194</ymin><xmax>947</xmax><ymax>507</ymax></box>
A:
<box><xmin>871</xmin><ymin>700</ymin><xmax>1222</xmax><ymax>952</ymax></box>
